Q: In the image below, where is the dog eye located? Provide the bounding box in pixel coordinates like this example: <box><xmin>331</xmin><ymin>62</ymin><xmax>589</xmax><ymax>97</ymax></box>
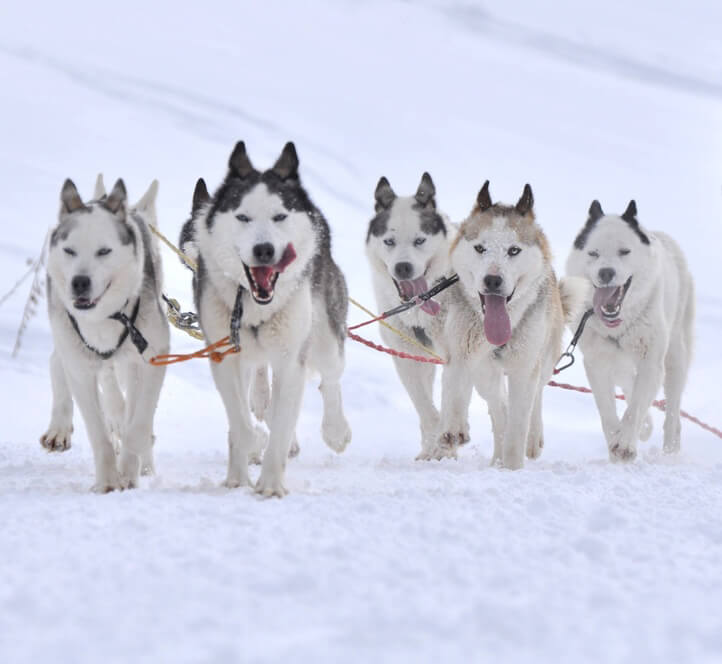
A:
<box><xmin>272</xmin><ymin>213</ymin><xmax>287</xmax><ymax>222</ymax></box>
<box><xmin>618</xmin><ymin>248</ymin><xmax>630</xmax><ymax>256</ymax></box>
<box><xmin>588</xmin><ymin>250</ymin><xmax>600</xmax><ymax>259</ymax></box>
<box><xmin>236</xmin><ymin>214</ymin><xmax>251</xmax><ymax>223</ymax></box>
<box><xmin>383</xmin><ymin>238</ymin><xmax>396</xmax><ymax>247</ymax></box>
<box><xmin>63</xmin><ymin>247</ymin><xmax>76</xmax><ymax>257</ymax></box>
<box><xmin>96</xmin><ymin>247</ymin><xmax>112</xmax><ymax>257</ymax></box>
<box><xmin>508</xmin><ymin>246</ymin><xmax>521</xmax><ymax>256</ymax></box>
<box><xmin>474</xmin><ymin>244</ymin><xmax>486</xmax><ymax>254</ymax></box>
<box><xmin>414</xmin><ymin>237</ymin><xmax>426</xmax><ymax>247</ymax></box>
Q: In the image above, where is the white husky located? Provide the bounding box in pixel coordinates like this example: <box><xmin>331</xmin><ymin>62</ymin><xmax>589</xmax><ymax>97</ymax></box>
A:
<box><xmin>365</xmin><ymin>172</ymin><xmax>457</xmax><ymax>458</ymax></box>
<box><xmin>437</xmin><ymin>181</ymin><xmax>586</xmax><ymax>468</ymax></box>
<box><xmin>190</xmin><ymin>141</ymin><xmax>351</xmax><ymax>497</ymax></box>
<box><xmin>566</xmin><ymin>200</ymin><xmax>695</xmax><ymax>460</ymax></box>
<box><xmin>42</xmin><ymin>175</ymin><xmax>169</xmax><ymax>491</ymax></box>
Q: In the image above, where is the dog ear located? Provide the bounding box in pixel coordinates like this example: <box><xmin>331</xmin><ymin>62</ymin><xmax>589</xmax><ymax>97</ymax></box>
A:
<box><xmin>61</xmin><ymin>179</ymin><xmax>85</xmax><ymax>213</ymax></box>
<box><xmin>272</xmin><ymin>142</ymin><xmax>299</xmax><ymax>180</ymax></box>
<box><xmin>135</xmin><ymin>179</ymin><xmax>159</xmax><ymax>213</ymax></box>
<box><xmin>104</xmin><ymin>179</ymin><xmax>127</xmax><ymax>214</ymax></box>
<box><xmin>476</xmin><ymin>180</ymin><xmax>492</xmax><ymax>212</ymax></box>
<box><xmin>414</xmin><ymin>172</ymin><xmax>436</xmax><ymax>208</ymax></box>
<box><xmin>374</xmin><ymin>176</ymin><xmax>396</xmax><ymax>212</ymax></box>
<box><xmin>515</xmin><ymin>184</ymin><xmax>534</xmax><ymax>216</ymax></box>
<box><xmin>192</xmin><ymin>178</ymin><xmax>210</xmax><ymax>215</ymax></box>
<box><xmin>621</xmin><ymin>200</ymin><xmax>637</xmax><ymax>222</ymax></box>
<box><xmin>93</xmin><ymin>173</ymin><xmax>106</xmax><ymax>200</ymax></box>
<box><xmin>589</xmin><ymin>200</ymin><xmax>604</xmax><ymax>222</ymax></box>
<box><xmin>228</xmin><ymin>141</ymin><xmax>254</xmax><ymax>178</ymax></box>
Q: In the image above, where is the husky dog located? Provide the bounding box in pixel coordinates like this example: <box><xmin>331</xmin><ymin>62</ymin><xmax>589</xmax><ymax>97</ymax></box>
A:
<box><xmin>437</xmin><ymin>182</ymin><xmax>586</xmax><ymax>468</ymax></box>
<box><xmin>566</xmin><ymin>200</ymin><xmax>694</xmax><ymax>460</ymax></box>
<box><xmin>365</xmin><ymin>173</ymin><xmax>456</xmax><ymax>458</ymax></box>
<box><xmin>191</xmin><ymin>141</ymin><xmax>351</xmax><ymax>496</ymax></box>
<box><xmin>42</xmin><ymin>176</ymin><xmax>169</xmax><ymax>491</ymax></box>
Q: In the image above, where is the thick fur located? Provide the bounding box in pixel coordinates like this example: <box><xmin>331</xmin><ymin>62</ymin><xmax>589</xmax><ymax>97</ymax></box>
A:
<box><xmin>365</xmin><ymin>172</ymin><xmax>459</xmax><ymax>458</ymax></box>
<box><xmin>566</xmin><ymin>200</ymin><xmax>694</xmax><ymax>461</ymax></box>
<box><xmin>43</xmin><ymin>176</ymin><xmax>169</xmax><ymax>491</ymax></box>
<box><xmin>190</xmin><ymin>141</ymin><xmax>351</xmax><ymax>497</ymax></box>
<box><xmin>437</xmin><ymin>182</ymin><xmax>584</xmax><ymax>468</ymax></box>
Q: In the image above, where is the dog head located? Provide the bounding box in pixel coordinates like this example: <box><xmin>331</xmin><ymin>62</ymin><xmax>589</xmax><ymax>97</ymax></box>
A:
<box><xmin>365</xmin><ymin>172</ymin><xmax>448</xmax><ymax>313</ymax></box>
<box><xmin>47</xmin><ymin>178</ymin><xmax>144</xmax><ymax>321</ymax></box>
<box><xmin>566</xmin><ymin>200</ymin><xmax>651</xmax><ymax>328</ymax></box>
<box><xmin>451</xmin><ymin>181</ymin><xmax>549</xmax><ymax>345</ymax></box>
<box><xmin>202</xmin><ymin>141</ymin><xmax>318</xmax><ymax>305</ymax></box>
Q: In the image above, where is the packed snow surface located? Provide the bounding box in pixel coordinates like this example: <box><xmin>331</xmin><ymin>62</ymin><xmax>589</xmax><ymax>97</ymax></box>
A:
<box><xmin>1</xmin><ymin>1</ymin><xmax>721</xmax><ymax>662</ymax></box>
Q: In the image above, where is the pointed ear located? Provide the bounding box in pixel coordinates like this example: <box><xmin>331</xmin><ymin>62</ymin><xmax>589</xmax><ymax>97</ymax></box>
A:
<box><xmin>374</xmin><ymin>176</ymin><xmax>396</xmax><ymax>212</ymax></box>
<box><xmin>61</xmin><ymin>179</ymin><xmax>85</xmax><ymax>213</ymax></box>
<box><xmin>93</xmin><ymin>173</ymin><xmax>106</xmax><ymax>199</ymax></box>
<box><xmin>104</xmin><ymin>179</ymin><xmax>127</xmax><ymax>214</ymax></box>
<box><xmin>515</xmin><ymin>184</ymin><xmax>534</xmax><ymax>216</ymax></box>
<box><xmin>589</xmin><ymin>200</ymin><xmax>604</xmax><ymax>222</ymax></box>
<box><xmin>414</xmin><ymin>172</ymin><xmax>436</xmax><ymax>208</ymax></box>
<box><xmin>272</xmin><ymin>142</ymin><xmax>299</xmax><ymax>180</ymax></box>
<box><xmin>192</xmin><ymin>178</ymin><xmax>210</xmax><ymax>215</ymax></box>
<box><xmin>135</xmin><ymin>179</ymin><xmax>159</xmax><ymax>212</ymax></box>
<box><xmin>228</xmin><ymin>141</ymin><xmax>254</xmax><ymax>178</ymax></box>
<box><xmin>476</xmin><ymin>180</ymin><xmax>492</xmax><ymax>212</ymax></box>
<box><xmin>621</xmin><ymin>200</ymin><xmax>637</xmax><ymax>222</ymax></box>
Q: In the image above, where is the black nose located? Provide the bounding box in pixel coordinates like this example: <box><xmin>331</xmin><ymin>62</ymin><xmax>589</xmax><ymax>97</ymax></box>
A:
<box><xmin>394</xmin><ymin>262</ymin><xmax>414</xmax><ymax>280</ymax></box>
<box><xmin>71</xmin><ymin>275</ymin><xmax>91</xmax><ymax>296</ymax></box>
<box><xmin>483</xmin><ymin>274</ymin><xmax>503</xmax><ymax>292</ymax></box>
<box><xmin>253</xmin><ymin>243</ymin><xmax>275</xmax><ymax>265</ymax></box>
<box><xmin>598</xmin><ymin>268</ymin><xmax>615</xmax><ymax>285</ymax></box>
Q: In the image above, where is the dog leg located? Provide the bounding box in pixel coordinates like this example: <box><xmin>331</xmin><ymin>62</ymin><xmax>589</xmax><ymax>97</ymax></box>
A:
<box><xmin>662</xmin><ymin>337</ymin><xmax>690</xmax><ymax>454</ymax></box>
<box><xmin>250</xmin><ymin>365</ymin><xmax>271</xmax><ymax>423</ymax></box>
<box><xmin>584</xmin><ymin>357</ymin><xmax>621</xmax><ymax>455</ymax></box>
<box><xmin>476</xmin><ymin>369</ymin><xmax>506</xmax><ymax>465</ymax></box>
<box><xmin>503</xmin><ymin>367</ymin><xmax>539</xmax><ymax>470</ymax></box>
<box><xmin>318</xmin><ymin>356</ymin><xmax>352</xmax><ymax>455</ymax></box>
<box><xmin>65</xmin><ymin>367</ymin><xmax>122</xmax><ymax>492</ymax></box>
<box><xmin>526</xmin><ymin>383</ymin><xmax>544</xmax><ymax>460</ymax></box>
<box><xmin>98</xmin><ymin>365</ymin><xmax>125</xmax><ymax>455</ymax></box>
<box><xmin>41</xmin><ymin>350</ymin><xmax>74</xmax><ymax>452</ymax></box>
<box><xmin>256</xmin><ymin>359</ymin><xmax>305</xmax><ymax>497</ymax></box>
<box><xmin>434</xmin><ymin>357</ymin><xmax>473</xmax><ymax>459</ymax></box>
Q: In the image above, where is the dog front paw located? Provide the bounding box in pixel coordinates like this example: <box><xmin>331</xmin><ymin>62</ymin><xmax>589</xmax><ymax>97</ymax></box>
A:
<box><xmin>609</xmin><ymin>428</ymin><xmax>637</xmax><ymax>462</ymax></box>
<box><xmin>254</xmin><ymin>470</ymin><xmax>288</xmax><ymax>498</ymax></box>
<box><xmin>40</xmin><ymin>424</ymin><xmax>73</xmax><ymax>452</ymax></box>
<box><xmin>322</xmin><ymin>415</ymin><xmax>352</xmax><ymax>454</ymax></box>
<box><xmin>91</xmin><ymin>470</ymin><xmax>124</xmax><ymax>494</ymax></box>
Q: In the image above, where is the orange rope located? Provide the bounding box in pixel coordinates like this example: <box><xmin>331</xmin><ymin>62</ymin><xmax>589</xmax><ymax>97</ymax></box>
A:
<box><xmin>149</xmin><ymin>336</ymin><xmax>239</xmax><ymax>366</ymax></box>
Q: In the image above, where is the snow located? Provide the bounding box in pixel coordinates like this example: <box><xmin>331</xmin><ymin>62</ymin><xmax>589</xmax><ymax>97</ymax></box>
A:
<box><xmin>1</xmin><ymin>1</ymin><xmax>722</xmax><ymax>662</ymax></box>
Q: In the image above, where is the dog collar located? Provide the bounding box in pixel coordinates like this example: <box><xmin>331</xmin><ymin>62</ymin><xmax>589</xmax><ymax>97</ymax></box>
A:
<box><xmin>229</xmin><ymin>285</ymin><xmax>245</xmax><ymax>350</ymax></box>
<box><xmin>67</xmin><ymin>298</ymin><xmax>148</xmax><ymax>360</ymax></box>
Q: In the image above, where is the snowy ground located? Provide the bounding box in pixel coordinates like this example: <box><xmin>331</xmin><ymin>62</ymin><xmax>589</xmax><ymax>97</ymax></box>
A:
<box><xmin>2</xmin><ymin>1</ymin><xmax>722</xmax><ymax>662</ymax></box>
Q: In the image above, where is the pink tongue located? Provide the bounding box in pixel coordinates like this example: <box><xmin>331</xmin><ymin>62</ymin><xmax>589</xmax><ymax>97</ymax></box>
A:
<box><xmin>398</xmin><ymin>276</ymin><xmax>441</xmax><ymax>316</ymax></box>
<box><xmin>483</xmin><ymin>294</ymin><xmax>511</xmax><ymax>346</ymax></box>
<box><xmin>250</xmin><ymin>266</ymin><xmax>274</xmax><ymax>291</ymax></box>
<box><xmin>593</xmin><ymin>286</ymin><xmax>618</xmax><ymax>317</ymax></box>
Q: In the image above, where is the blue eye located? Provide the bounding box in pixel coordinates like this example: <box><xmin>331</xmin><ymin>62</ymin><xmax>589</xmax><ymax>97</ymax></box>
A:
<box><xmin>236</xmin><ymin>214</ymin><xmax>251</xmax><ymax>223</ymax></box>
<box><xmin>383</xmin><ymin>238</ymin><xmax>396</xmax><ymax>247</ymax></box>
<box><xmin>272</xmin><ymin>213</ymin><xmax>287</xmax><ymax>222</ymax></box>
<box><xmin>64</xmin><ymin>247</ymin><xmax>76</xmax><ymax>256</ymax></box>
<box><xmin>96</xmin><ymin>247</ymin><xmax>112</xmax><ymax>257</ymax></box>
<box><xmin>414</xmin><ymin>237</ymin><xmax>426</xmax><ymax>246</ymax></box>
<box><xmin>474</xmin><ymin>244</ymin><xmax>485</xmax><ymax>254</ymax></box>
<box><xmin>508</xmin><ymin>246</ymin><xmax>521</xmax><ymax>257</ymax></box>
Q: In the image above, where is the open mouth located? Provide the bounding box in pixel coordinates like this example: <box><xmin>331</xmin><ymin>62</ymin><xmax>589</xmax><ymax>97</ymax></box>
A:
<box><xmin>243</xmin><ymin>244</ymin><xmax>297</xmax><ymax>305</ymax></box>
<box><xmin>593</xmin><ymin>276</ymin><xmax>632</xmax><ymax>328</ymax></box>
<box><xmin>479</xmin><ymin>288</ymin><xmax>515</xmax><ymax>346</ymax></box>
<box><xmin>392</xmin><ymin>274</ymin><xmax>440</xmax><ymax>316</ymax></box>
<box><xmin>73</xmin><ymin>283</ymin><xmax>110</xmax><ymax>311</ymax></box>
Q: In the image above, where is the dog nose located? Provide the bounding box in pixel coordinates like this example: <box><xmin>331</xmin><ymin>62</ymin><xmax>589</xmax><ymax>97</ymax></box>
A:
<box><xmin>598</xmin><ymin>268</ymin><xmax>615</xmax><ymax>285</ymax></box>
<box><xmin>483</xmin><ymin>274</ymin><xmax>503</xmax><ymax>292</ymax></box>
<box><xmin>71</xmin><ymin>275</ymin><xmax>91</xmax><ymax>296</ymax></box>
<box><xmin>252</xmin><ymin>243</ymin><xmax>275</xmax><ymax>265</ymax></box>
<box><xmin>394</xmin><ymin>262</ymin><xmax>414</xmax><ymax>280</ymax></box>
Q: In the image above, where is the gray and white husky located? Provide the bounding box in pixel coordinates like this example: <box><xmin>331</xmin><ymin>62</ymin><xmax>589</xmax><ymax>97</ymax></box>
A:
<box><xmin>190</xmin><ymin>141</ymin><xmax>351</xmax><ymax>497</ymax></box>
<box><xmin>437</xmin><ymin>182</ymin><xmax>586</xmax><ymax>468</ymax></box>
<box><xmin>566</xmin><ymin>200</ymin><xmax>695</xmax><ymax>461</ymax></box>
<box><xmin>42</xmin><ymin>175</ymin><xmax>169</xmax><ymax>491</ymax></box>
<box><xmin>365</xmin><ymin>173</ymin><xmax>457</xmax><ymax>458</ymax></box>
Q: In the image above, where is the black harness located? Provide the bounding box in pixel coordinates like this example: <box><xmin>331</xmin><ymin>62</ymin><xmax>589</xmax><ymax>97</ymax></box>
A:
<box><xmin>67</xmin><ymin>298</ymin><xmax>148</xmax><ymax>360</ymax></box>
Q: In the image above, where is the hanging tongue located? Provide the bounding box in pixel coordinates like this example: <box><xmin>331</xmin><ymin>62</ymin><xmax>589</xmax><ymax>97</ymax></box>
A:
<box><xmin>483</xmin><ymin>294</ymin><xmax>511</xmax><ymax>346</ymax></box>
<box><xmin>593</xmin><ymin>285</ymin><xmax>620</xmax><ymax>320</ymax></box>
<box><xmin>397</xmin><ymin>276</ymin><xmax>440</xmax><ymax>316</ymax></box>
<box><xmin>249</xmin><ymin>244</ymin><xmax>297</xmax><ymax>292</ymax></box>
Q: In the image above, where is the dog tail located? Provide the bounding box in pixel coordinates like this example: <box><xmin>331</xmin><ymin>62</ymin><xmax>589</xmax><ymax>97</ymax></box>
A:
<box><xmin>559</xmin><ymin>276</ymin><xmax>590</xmax><ymax>326</ymax></box>
<box><xmin>93</xmin><ymin>173</ymin><xmax>106</xmax><ymax>199</ymax></box>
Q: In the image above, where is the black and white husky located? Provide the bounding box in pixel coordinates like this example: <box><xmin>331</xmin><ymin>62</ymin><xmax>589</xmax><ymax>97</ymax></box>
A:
<box><xmin>566</xmin><ymin>200</ymin><xmax>695</xmax><ymax>460</ymax></box>
<box><xmin>43</xmin><ymin>176</ymin><xmax>169</xmax><ymax>492</ymax></box>
<box><xmin>189</xmin><ymin>141</ymin><xmax>351</xmax><ymax>497</ymax></box>
<box><xmin>365</xmin><ymin>173</ymin><xmax>457</xmax><ymax>458</ymax></box>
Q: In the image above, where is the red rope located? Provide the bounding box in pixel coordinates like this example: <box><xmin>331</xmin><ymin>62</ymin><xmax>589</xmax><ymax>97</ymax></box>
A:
<box><xmin>347</xmin><ymin>314</ymin><xmax>387</xmax><ymax>331</ymax></box>
<box><xmin>346</xmin><ymin>330</ymin><xmax>444</xmax><ymax>365</ymax></box>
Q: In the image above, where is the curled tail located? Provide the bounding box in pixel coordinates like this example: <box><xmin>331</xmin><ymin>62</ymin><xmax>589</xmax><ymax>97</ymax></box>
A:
<box><xmin>559</xmin><ymin>276</ymin><xmax>590</xmax><ymax>327</ymax></box>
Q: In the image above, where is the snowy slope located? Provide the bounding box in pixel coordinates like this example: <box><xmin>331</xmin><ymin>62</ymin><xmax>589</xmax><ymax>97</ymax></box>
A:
<box><xmin>1</xmin><ymin>1</ymin><xmax>722</xmax><ymax>662</ymax></box>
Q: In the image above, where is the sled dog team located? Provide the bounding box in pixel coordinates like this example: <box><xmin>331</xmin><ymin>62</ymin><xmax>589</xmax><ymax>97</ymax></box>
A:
<box><xmin>42</xmin><ymin>141</ymin><xmax>695</xmax><ymax>496</ymax></box>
